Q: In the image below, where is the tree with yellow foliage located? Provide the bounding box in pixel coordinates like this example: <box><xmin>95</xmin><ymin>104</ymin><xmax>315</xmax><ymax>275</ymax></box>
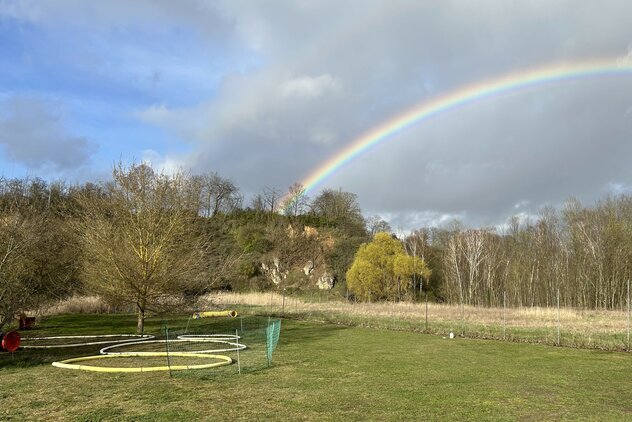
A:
<box><xmin>346</xmin><ymin>232</ymin><xmax>430</xmax><ymax>301</ymax></box>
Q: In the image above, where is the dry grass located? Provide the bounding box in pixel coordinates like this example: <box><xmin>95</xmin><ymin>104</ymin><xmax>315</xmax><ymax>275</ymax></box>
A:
<box><xmin>39</xmin><ymin>295</ymin><xmax>198</xmax><ymax>317</ymax></box>
<box><xmin>38</xmin><ymin>291</ymin><xmax>631</xmax><ymax>350</ymax></box>
<box><xmin>205</xmin><ymin>291</ymin><xmax>632</xmax><ymax>350</ymax></box>
<box><xmin>39</xmin><ymin>296</ymin><xmax>115</xmax><ymax>315</ymax></box>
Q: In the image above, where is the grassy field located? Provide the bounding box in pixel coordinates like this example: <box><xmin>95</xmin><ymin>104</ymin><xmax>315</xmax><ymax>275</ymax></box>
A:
<box><xmin>1</xmin><ymin>312</ymin><xmax>631</xmax><ymax>421</ymax></box>
<box><xmin>209</xmin><ymin>291</ymin><xmax>632</xmax><ymax>351</ymax></box>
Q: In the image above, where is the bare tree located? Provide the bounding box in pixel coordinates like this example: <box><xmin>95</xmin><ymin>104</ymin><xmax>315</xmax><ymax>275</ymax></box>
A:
<box><xmin>403</xmin><ymin>229</ymin><xmax>432</xmax><ymax>296</ymax></box>
<box><xmin>262</xmin><ymin>186</ymin><xmax>282</xmax><ymax>213</ymax></box>
<box><xmin>310</xmin><ymin>189</ymin><xmax>363</xmax><ymax>223</ymax></box>
<box><xmin>250</xmin><ymin>193</ymin><xmax>266</xmax><ymax>212</ymax></box>
<box><xmin>0</xmin><ymin>209</ymin><xmax>41</xmax><ymax>330</ymax></box>
<box><xmin>366</xmin><ymin>215</ymin><xmax>392</xmax><ymax>237</ymax></box>
<box><xmin>0</xmin><ymin>179</ymin><xmax>78</xmax><ymax>330</ymax></box>
<box><xmin>282</xmin><ymin>182</ymin><xmax>309</xmax><ymax>216</ymax></box>
<box><xmin>75</xmin><ymin>163</ymin><xmax>210</xmax><ymax>333</ymax></box>
<box><xmin>193</xmin><ymin>172</ymin><xmax>241</xmax><ymax>217</ymax></box>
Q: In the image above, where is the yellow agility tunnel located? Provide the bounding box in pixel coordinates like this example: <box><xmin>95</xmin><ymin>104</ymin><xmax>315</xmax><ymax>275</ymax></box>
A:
<box><xmin>192</xmin><ymin>310</ymin><xmax>238</xmax><ymax>319</ymax></box>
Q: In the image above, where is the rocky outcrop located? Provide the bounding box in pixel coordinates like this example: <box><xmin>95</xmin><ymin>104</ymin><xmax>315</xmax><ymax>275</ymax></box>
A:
<box><xmin>317</xmin><ymin>273</ymin><xmax>335</xmax><ymax>290</ymax></box>
<box><xmin>304</xmin><ymin>260</ymin><xmax>314</xmax><ymax>276</ymax></box>
<box><xmin>260</xmin><ymin>224</ymin><xmax>337</xmax><ymax>288</ymax></box>
<box><xmin>261</xmin><ymin>258</ymin><xmax>288</xmax><ymax>285</ymax></box>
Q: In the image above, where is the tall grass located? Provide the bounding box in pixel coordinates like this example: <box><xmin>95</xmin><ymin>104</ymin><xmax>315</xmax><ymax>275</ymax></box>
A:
<box><xmin>43</xmin><ymin>292</ymin><xmax>630</xmax><ymax>350</ymax></box>
<box><xmin>40</xmin><ymin>295</ymin><xmax>197</xmax><ymax>316</ymax></box>
<box><xmin>40</xmin><ymin>296</ymin><xmax>131</xmax><ymax>315</ymax></box>
<box><xmin>205</xmin><ymin>291</ymin><xmax>632</xmax><ymax>351</ymax></box>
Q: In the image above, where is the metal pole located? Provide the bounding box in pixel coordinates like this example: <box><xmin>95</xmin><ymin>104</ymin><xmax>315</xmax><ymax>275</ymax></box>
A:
<box><xmin>503</xmin><ymin>290</ymin><xmax>506</xmax><ymax>341</ymax></box>
<box><xmin>282</xmin><ymin>288</ymin><xmax>286</xmax><ymax>316</ymax></box>
<box><xmin>165</xmin><ymin>327</ymin><xmax>172</xmax><ymax>378</ymax></box>
<box><xmin>184</xmin><ymin>315</ymin><xmax>192</xmax><ymax>335</ymax></box>
<box><xmin>266</xmin><ymin>317</ymin><xmax>271</xmax><ymax>367</ymax></box>
<box><xmin>556</xmin><ymin>287</ymin><xmax>560</xmax><ymax>346</ymax></box>
<box><xmin>627</xmin><ymin>279</ymin><xmax>630</xmax><ymax>351</ymax></box>
<box><xmin>462</xmin><ymin>302</ymin><xmax>465</xmax><ymax>337</ymax></box>
<box><xmin>425</xmin><ymin>292</ymin><xmax>428</xmax><ymax>331</ymax></box>
<box><xmin>236</xmin><ymin>329</ymin><xmax>241</xmax><ymax>375</ymax></box>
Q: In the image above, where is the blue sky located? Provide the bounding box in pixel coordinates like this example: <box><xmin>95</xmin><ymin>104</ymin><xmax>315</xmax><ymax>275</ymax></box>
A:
<box><xmin>0</xmin><ymin>2</ymin><xmax>258</xmax><ymax>180</ymax></box>
<box><xmin>1</xmin><ymin>1</ymin><xmax>632</xmax><ymax>229</ymax></box>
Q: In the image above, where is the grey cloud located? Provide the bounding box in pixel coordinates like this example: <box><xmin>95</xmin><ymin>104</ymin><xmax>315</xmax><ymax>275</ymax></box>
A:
<box><xmin>139</xmin><ymin>1</ymin><xmax>632</xmax><ymax>226</ymax></box>
<box><xmin>13</xmin><ymin>0</ymin><xmax>632</xmax><ymax>228</ymax></box>
<box><xmin>0</xmin><ymin>0</ymin><xmax>231</xmax><ymax>36</ymax></box>
<box><xmin>0</xmin><ymin>96</ymin><xmax>97</xmax><ymax>170</ymax></box>
<box><xmin>339</xmin><ymin>79</ymin><xmax>632</xmax><ymax>226</ymax></box>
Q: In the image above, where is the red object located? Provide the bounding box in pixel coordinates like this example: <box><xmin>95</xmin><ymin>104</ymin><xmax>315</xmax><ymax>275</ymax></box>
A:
<box><xmin>1</xmin><ymin>330</ymin><xmax>20</xmax><ymax>352</ymax></box>
<box><xmin>19</xmin><ymin>316</ymin><xmax>36</xmax><ymax>330</ymax></box>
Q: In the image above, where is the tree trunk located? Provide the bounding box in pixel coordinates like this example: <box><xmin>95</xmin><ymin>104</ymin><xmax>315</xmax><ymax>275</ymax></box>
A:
<box><xmin>137</xmin><ymin>304</ymin><xmax>145</xmax><ymax>334</ymax></box>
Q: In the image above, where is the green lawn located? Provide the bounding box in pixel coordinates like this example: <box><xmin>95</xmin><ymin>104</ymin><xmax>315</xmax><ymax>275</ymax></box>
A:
<box><xmin>1</xmin><ymin>313</ymin><xmax>631</xmax><ymax>421</ymax></box>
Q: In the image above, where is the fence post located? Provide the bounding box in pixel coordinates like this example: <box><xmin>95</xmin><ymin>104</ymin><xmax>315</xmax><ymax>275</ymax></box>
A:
<box><xmin>503</xmin><ymin>290</ymin><xmax>506</xmax><ymax>341</ymax></box>
<box><xmin>425</xmin><ymin>292</ymin><xmax>428</xmax><ymax>331</ymax></box>
<box><xmin>165</xmin><ymin>327</ymin><xmax>172</xmax><ymax>378</ymax></box>
<box><xmin>266</xmin><ymin>317</ymin><xmax>271</xmax><ymax>367</ymax></box>
<box><xmin>627</xmin><ymin>279</ymin><xmax>630</xmax><ymax>351</ymax></box>
<box><xmin>236</xmin><ymin>329</ymin><xmax>241</xmax><ymax>375</ymax></box>
<box><xmin>461</xmin><ymin>301</ymin><xmax>465</xmax><ymax>337</ymax></box>
<box><xmin>556</xmin><ymin>287</ymin><xmax>560</xmax><ymax>346</ymax></box>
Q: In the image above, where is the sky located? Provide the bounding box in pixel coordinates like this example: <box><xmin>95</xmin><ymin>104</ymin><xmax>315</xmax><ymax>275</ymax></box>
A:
<box><xmin>1</xmin><ymin>0</ymin><xmax>632</xmax><ymax>230</ymax></box>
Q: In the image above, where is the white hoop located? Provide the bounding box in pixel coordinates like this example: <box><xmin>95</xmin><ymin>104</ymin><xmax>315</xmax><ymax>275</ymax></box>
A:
<box><xmin>100</xmin><ymin>338</ymin><xmax>246</xmax><ymax>355</ymax></box>
<box><xmin>21</xmin><ymin>334</ymin><xmax>155</xmax><ymax>349</ymax></box>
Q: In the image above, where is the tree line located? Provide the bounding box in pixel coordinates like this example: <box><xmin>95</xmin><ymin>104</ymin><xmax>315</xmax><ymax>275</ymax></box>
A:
<box><xmin>0</xmin><ymin>164</ymin><xmax>372</xmax><ymax>332</ymax></box>
<box><xmin>404</xmin><ymin>197</ymin><xmax>632</xmax><ymax>309</ymax></box>
<box><xmin>1</xmin><ymin>163</ymin><xmax>630</xmax><ymax>332</ymax></box>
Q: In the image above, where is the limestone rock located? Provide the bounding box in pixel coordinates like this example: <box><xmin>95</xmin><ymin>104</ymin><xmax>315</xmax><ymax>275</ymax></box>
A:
<box><xmin>261</xmin><ymin>258</ymin><xmax>287</xmax><ymax>285</ymax></box>
<box><xmin>304</xmin><ymin>260</ymin><xmax>314</xmax><ymax>276</ymax></box>
<box><xmin>317</xmin><ymin>273</ymin><xmax>335</xmax><ymax>290</ymax></box>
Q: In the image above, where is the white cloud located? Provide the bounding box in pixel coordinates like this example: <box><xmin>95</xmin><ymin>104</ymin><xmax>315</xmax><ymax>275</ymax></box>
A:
<box><xmin>605</xmin><ymin>182</ymin><xmax>632</xmax><ymax>195</ymax></box>
<box><xmin>141</xmin><ymin>150</ymin><xmax>184</xmax><ymax>176</ymax></box>
<box><xmin>136</xmin><ymin>104</ymin><xmax>172</xmax><ymax>123</ymax></box>
<box><xmin>279</xmin><ymin>74</ymin><xmax>341</xmax><ymax>99</ymax></box>
<box><xmin>514</xmin><ymin>200</ymin><xmax>531</xmax><ymax>210</ymax></box>
<box><xmin>616</xmin><ymin>44</ymin><xmax>632</xmax><ymax>66</ymax></box>
<box><xmin>496</xmin><ymin>212</ymin><xmax>540</xmax><ymax>234</ymax></box>
<box><xmin>383</xmin><ymin>210</ymin><xmax>467</xmax><ymax>233</ymax></box>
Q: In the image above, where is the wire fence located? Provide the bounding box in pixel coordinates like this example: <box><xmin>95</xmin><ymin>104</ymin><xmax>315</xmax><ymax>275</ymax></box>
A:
<box><xmin>161</xmin><ymin>315</ymin><xmax>281</xmax><ymax>378</ymax></box>
<box><xmin>208</xmin><ymin>281</ymin><xmax>632</xmax><ymax>352</ymax></box>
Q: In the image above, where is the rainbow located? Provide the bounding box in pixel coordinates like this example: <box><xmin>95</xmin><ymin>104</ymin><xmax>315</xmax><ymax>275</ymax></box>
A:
<box><xmin>290</xmin><ymin>57</ymin><xmax>632</xmax><ymax>203</ymax></box>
